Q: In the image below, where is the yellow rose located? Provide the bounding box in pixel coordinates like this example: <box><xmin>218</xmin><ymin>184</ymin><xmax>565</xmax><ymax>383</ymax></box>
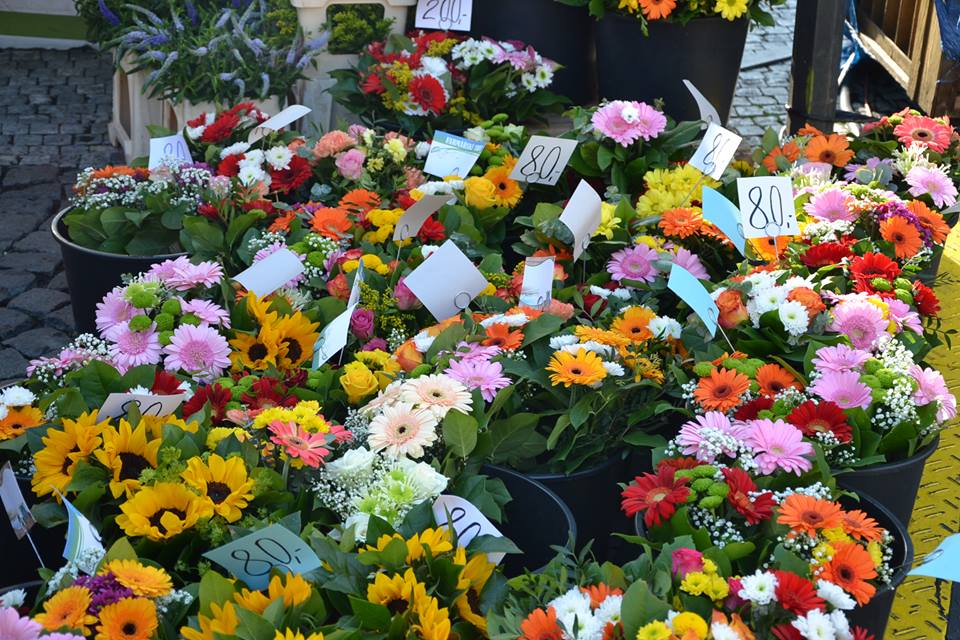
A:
<box><xmin>671</xmin><ymin>612</ymin><xmax>708</xmax><ymax>640</ymax></box>
<box><xmin>356</xmin><ymin>350</ymin><xmax>402</xmax><ymax>389</ymax></box>
<box><xmin>339</xmin><ymin>362</ymin><xmax>379</xmax><ymax>404</ymax></box>
<box><xmin>463</xmin><ymin>177</ymin><xmax>498</xmax><ymax>209</ymax></box>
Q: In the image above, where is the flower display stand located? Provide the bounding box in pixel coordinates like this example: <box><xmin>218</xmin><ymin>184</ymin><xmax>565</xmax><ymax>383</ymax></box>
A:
<box><xmin>291</xmin><ymin>0</ymin><xmax>416</xmax><ymax>132</ymax></box>
<box><xmin>107</xmin><ymin>55</ymin><xmax>166</xmax><ymax>163</ymax></box>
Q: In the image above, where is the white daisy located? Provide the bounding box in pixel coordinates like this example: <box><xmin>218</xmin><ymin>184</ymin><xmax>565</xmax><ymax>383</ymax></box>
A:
<box><xmin>220</xmin><ymin>141</ymin><xmax>251</xmax><ymax>159</ymax></box>
<box><xmin>738</xmin><ymin>570</ymin><xmax>778</xmax><ymax>605</ymax></box>
<box><xmin>265</xmin><ymin>145</ymin><xmax>293</xmax><ymax>170</ymax></box>
<box><xmin>549</xmin><ymin>335</ymin><xmax>579</xmax><ymax>349</ymax></box>
<box><xmin>400</xmin><ymin>374</ymin><xmax>472</xmax><ymax>418</ymax></box>
<box><xmin>779</xmin><ymin>299</ymin><xmax>810</xmax><ymax>336</ymax></box>
<box><xmin>791</xmin><ymin>608</ymin><xmax>836</xmax><ymax>640</ymax></box>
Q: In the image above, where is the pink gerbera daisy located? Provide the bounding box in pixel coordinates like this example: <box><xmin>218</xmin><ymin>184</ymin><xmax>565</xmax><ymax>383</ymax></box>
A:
<box><xmin>445</xmin><ymin>357</ymin><xmax>511</xmax><ymax>402</ymax></box>
<box><xmin>146</xmin><ymin>256</ymin><xmax>192</xmax><ymax>282</ymax></box>
<box><xmin>168</xmin><ymin>260</ymin><xmax>224</xmax><ymax>291</ymax></box>
<box><xmin>676</xmin><ymin>411</ymin><xmax>746</xmax><ymax>462</ymax></box>
<box><xmin>591</xmin><ymin>100</ymin><xmax>666</xmax><ymax>147</ymax></box>
<box><xmin>95</xmin><ymin>285</ymin><xmax>141</xmax><ymax>338</ymax></box>
<box><xmin>811</xmin><ymin>344</ymin><xmax>870</xmax><ymax>373</ymax></box>
<box><xmin>163</xmin><ymin>324</ymin><xmax>231</xmax><ymax>381</ymax></box>
<box><xmin>268</xmin><ymin>420</ymin><xmax>331</xmax><ymax>467</ymax></box>
<box><xmin>746</xmin><ymin>419</ymin><xmax>814</xmax><ymax>475</ymax></box>
<box><xmin>0</xmin><ymin>607</ymin><xmax>42</xmax><ymax>640</ymax></box>
<box><xmin>180</xmin><ymin>299</ymin><xmax>231</xmax><ymax>327</ymax></box>
<box><xmin>885</xmin><ymin>298</ymin><xmax>922</xmax><ymax>334</ymax></box>
<box><xmin>804</xmin><ymin>188</ymin><xmax>856</xmax><ymax>222</ymax></box>
<box><xmin>909</xmin><ymin>364</ymin><xmax>957</xmax><ymax>422</ymax></box>
<box><xmin>453</xmin><ymin>341</ymin><xmax>501</xmax><ymax>361</ymax></box>
<box><xmin>810</xmin><ymin>370</ymin><xmax>873</xmax><ymax>409</ymax></box>
<box><xmin>906</xmin><ymin>166</ymin><xmax>958</xmax><ymax>208</ymax></box>
<box><xmin>607</xmin><ymin>245</ymin><xmax>659</xmax><ymax>283</ymax></box>
<box><xmin>107</xmin><ymin>322</ymin><xmax>162</xmax><ymax>372</ymax></box>
<box><xmin>893</xmin><ymin>115</ymin><xmax>953</xmax><ymax>153</ymax></box>
<box><xmin>671</xmin><ymin>247</ymin><xmax>709</xmax><ymax>280</ymax></box>
<box><xmin>828</xmin><ymin>300</ymin><xmax>888</xmax><ymax>350</ymax></box>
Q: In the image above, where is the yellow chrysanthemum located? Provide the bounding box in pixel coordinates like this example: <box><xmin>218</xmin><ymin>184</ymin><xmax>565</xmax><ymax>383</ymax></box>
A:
<box><xmin>672</xmin><ymin>612</ymin><xmax>709</xmax><ymax>639</ymax></box>
<box><xmin>594</xmin><ymin>202</ymin><xmax>622</xmax><ymax>239</ymax></box>
<box><xmin>101</xmin><ymin>559</ymin><xmax>172</xmax><ymax>598</ymax></box>
<box><xmin>704</xmin><ymin>574</ymin><xmax>730</xmax><ymax>601</ymax></box>
<box><xmin>32</xmin><ymin>410</ymin><xmax>108</xmax><ymax>499</ymax></box>
<box><xmin>680</xmin><ymin>572</ymin><xmax>710</xmax><ymax>596</ymax></box>
<box><xmin>94</xmin><ymin>419</ymin><xmax>162</xmax><ymax>499</ymax></box>
<box><xmin>181</xmin><ymin>454</ymin><xmax>254</xmax><ymax>523</ymax></box>
<box><xmin>574</xmin><ymin>326</ymin><xmax>632</xmax><ymax>349</ymax></box>
<box><xmin>546</xmin><ymin>348</ymin><xmax>608</xmax><ymax>388</ymax></box>
<box><xmin>116</xmin><ymin>482</ymin><xmax>212</xmax><ymax>541</ymax></box>
<box><xmin>702</xmin><ymin>558</ymin><xmax>718</xmax><ymax>574</ymax></box>
<box><xmin>636</xmin><ymin>620</ymin><xmax>672</xmax><ymax>640</ymax></box>
<box><xmin>181</xmin><ymin>601</ymin><xmax>239</xmax><ymax>640</ymax></box>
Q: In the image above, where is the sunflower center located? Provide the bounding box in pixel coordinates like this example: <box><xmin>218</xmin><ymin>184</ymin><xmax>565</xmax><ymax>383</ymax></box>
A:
<box><xmin>467</xmin><ymin>588</ymin><xmax>481</xmax><ymax>613</ymax></box>
<box><xmin>119</xmin><ymin>453</ymin><xmax>151</xmax><ymax>481</ymax></box>
<box><xmin>122</xmin><ymin>622</ymin><xmax>138</xmax><ymax>635</ymax></box>
<box><xmin>206</xmin><ymin>481</ymin><xmax>231</xmax><ymax>504</ymax></box>
<box><xmin>387</xmin><ymin>598</ymin><xmax>408</xmax><ymax>615</ymax></box>
<box><xmin>283</xmin><ymin>338</ymin><xmax>302</xmax><ymax>362</ymax></box>
<box><xmin>249</xmin><ymin>343</ymin><xmax>269</xmax><ymax>361</ymax></box>
<box><xmin>149</xmin><ymin>508</ymin><xmax>187</xmax><ymax>533</ymax></box>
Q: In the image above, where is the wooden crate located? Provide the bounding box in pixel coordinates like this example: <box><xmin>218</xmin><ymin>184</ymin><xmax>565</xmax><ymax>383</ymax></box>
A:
<box><xmin>855</xmin><ymin>0</ymin><xmax>958</xmax><ymax>116</ymax></box>
<box><xmin>107</xmin><ymin>55</ymin><xmax>166</xmax><ymax>163</ymax></box>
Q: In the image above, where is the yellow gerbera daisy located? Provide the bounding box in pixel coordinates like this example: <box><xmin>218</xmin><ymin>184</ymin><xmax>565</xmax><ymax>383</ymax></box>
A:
<box><xmin>180</xmin><ymin>454</ymin><xmax>254</xmax><ymax>523</ymax></box>
<box><xmin>612</xmin><ymin>306</ymin><xmax>656</xmax><ymax>343</ymax></box>
<box><xmin>546</xmin><ymin>349</ymin><xmax>608</xmax><ymax>388</ymax></box>
<box><xmin>715</xmin><ymin>0</ymin><xmax>748</xmax><ymax>20</ymax></box>
<box><xmin>101</xmin><ymin>559</ymin><xmax>172</xmax><ymax>598</ymax></box>
<box><xmin>94</xmin><ymin>419</ymin><xmax>162</xmax><ymax>499</ymax></box>
<box><xmin>35</xmin><ymin>586</ymin><xmax>97</xmax><ymax>633</ymax></box>
<box><xmin>574</xmin><ymin>326</ymin><xmax>632</xmax><ymax>349</ymax></box>
<box><xmin>116</xmin><ymin>482</ymin><xmax>212</xmax><ymax>541</ymax></box>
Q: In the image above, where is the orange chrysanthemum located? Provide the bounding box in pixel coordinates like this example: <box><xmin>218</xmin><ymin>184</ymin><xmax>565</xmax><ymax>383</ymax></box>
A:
<box><xmin>580</xmin><ymin>584</ymin><xmax>624</xmax><ymax>609</ymax></box>
<box><xmin>482</xmin><ymin>324</ymin><xmax>523</xmax><ymax>350</ymax></box>
<box><xmin>805</xmin><ymin>134</ymin><xmax>854</xmax><ymax>167</ymax></box>
<box><xmin>907</xmin><ymin>200</ymin><xmax>951</xmax><ymax>244</ymax></box>
<box><xmin>659</xmin><ymin>208</ymin><xmax>703</xmax><ymax>238</ymax></box>
<box><xmin>339</xmin><ymin>189</ymin><xmax>381</xmax><ymax>215</ymax></box>
<box><xmin>693</xmin><ymin>368</ymin><xmax>750</xmax><ymax>412</ymax></box>
<box><xmin>880</xmin><ymin>215</ymin><xmax>923</xmax><ymax>259</ymax></box>
<box><xmin>762</xmin><ymin>141</ymin><xmax>801</xmax><ymax>172</ymax></box>
<box><xmin>268</xmin><ymin>210</ymin><xmax>297</xmax><ymax>233</ymax></box>
<box><xmin>310</xmin><ymin>207</ymin><xmax>352</xmax><ymax>239</ymax></box>
<box><xmin>819</xmin><ymin>541</ymin><xmax>877</xmax><ymax>605</ymax></box>
<box><xmin>777</xmin><ymin>494</ymin><xmax>844</xmax><ymax>536</ymax></box>
<box><xmin>840</xmin><ymin>509</ymin><xmax>884</xmax><ymax>542</ymax></box>
<box><xmin>639</xmin><ymin>0</ymin><xmax>677</xmax><ymax>19</ymax></box>
<box><xmin>755</xmin><ymin>363</ymin><xmax>803</xmax><ymax>396</ymax></box>
<box><xmin>520</xmin><ymin>606</ymin><xmax>564</xmax><ymax>640</ymax></box>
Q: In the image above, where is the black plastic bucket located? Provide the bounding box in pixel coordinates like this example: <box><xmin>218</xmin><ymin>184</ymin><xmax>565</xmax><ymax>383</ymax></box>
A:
<box><xmin>836</xmin><ymin>435</ymin><xmax>939</xmax><ymax>529</ymax></box>
<box><xmin>51</xmin><ymin>209</ymin><xmax>186</xmax><ymax>334</ymax></box>
<box><xmin>470</xmin><ymin>0</ymin><xmax>594</xmax><ymax>105</ymax></box>
<box><xmin>482</xmin><ymin>464</ymin><xmax>576</xmax><ymax>576</ymax></box>
<box><xmin>0</xmin><ymin>477</ymin><xmax>66</xmax><ymax>587</ymax></box>
<box><xmin>594</xmin><ymin>14</ymin><xmax>749</xmax><ymax>124</ymax></box>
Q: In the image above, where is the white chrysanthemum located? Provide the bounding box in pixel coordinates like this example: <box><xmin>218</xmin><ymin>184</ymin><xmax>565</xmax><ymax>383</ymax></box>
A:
<box><xmin>400</xmin><ymin>374</ymin><xmax>472</xmax><ymax>418</ymax></box>
<box><xmin>367</xmin><ymin>402</ymin><xmax>439</xmax><ymax>458</ymax></box>
<box><xmin>816</xmin><ymin>580</ymin><xmax>856</xmax><ymax>611</ymax></box>
<box><xmin>520</xmin><ymin>73</ymin><xmax>538</xmax><ymax>92</ymax></box>
<box><xmin>611</xmin><ymin>288</ymin><xmax>632</xmax><ymax>300</ymax></box>
<box><xmin>0</xmin><ymin>385</ymin><xmax>35</xmax><ymax>406</ymax></box>
<box><xmin>534</xmin><ymin>65</ymin><xmax>554</xmax><ymax>88</ymax></box>
<box><xmin>186</xmin><ymin>125</ymin><xmax>206</xmax><ymax>140</ymax></box>
<box><xmin>791</xmin><ymin>608</ymin><xmax>836</xmax><ymax>640</ymax></box>
<box><xmin>561</xmin><ymin>341</ymin><xmax>613</xmax><ymax>357</ymax></box>
<box><xmin>830</xmin><ymin>610</ymin><xmax>852</xmax><ymax>640</ymax></box>
<box><xmin>127</xmin><ymin>385</ymin><xmax>151</xmax><ymax>396</ymax></box>
<box><xmin>589</xmin><ymin>285</ymin><xmax>612</xmax><ymax>300</ymax></box>
<box><xmin>220</xmin><ymin>141</ymin><xmax>251</xmax><ymax>158</ymax></box>
<box><xmin>649</xmin><ymin>316</ymin><xmax>682</xmax><ymax>340</ymax></box>
<box><xmin>415</xmin><ymin>141</ymin><xmax>431</xmax><ymax>158</ymax></box>
<box><xmin>412</xmin><ymin>331</ymin><xmax>435</xmax><ymax>353</ymax></box>
<box><xmin>779</xmin><ymin>299</ymin><xmax>810</xmax><ymax>336</ymax></box>
<box><xmin>0</xmin><ymin>588</ymin><xmax>25</xmax><ymax>608</ymax></box>
<box><xmin>326</xmin><ymin>447</ymin><xmax>376</xmax><ymax>480</ymax></box>
<box><xmin>711</xmin><ymin>623</ymin><xmax>741</xmax><ymax>640</ymax></box>
<box><xmin>602</xmin><ymin>362</ymin><xmax>626</xmax><ymax>377</ymax></box>
<box><xmin>479</xmin><ymin>313</ymin><xmax>529</xmax><ymax>328</ymax></box>
<box><xmin>594</xmin><ymin>594</ymin><xmax>621</xmax><ymax>626</ymax></box>
<box><xmin>549</xmin><ymin>335</ymin><xmax>579</xmax><ymax>349</ymax></box>
<box><xmin>238</xmin><ymin>165</ymin><xmax>268</xmax><ymax>187</ymax></box>
<box><xmin>0</xmin><ymin>405</ymin><xmax>7</xmax><ymax>421</ymax></box>
<box><xmin>738</xmin><ymin>570</ymin><xmax>778</xmax><ymax>605</ymax></box>
<box><xmin>396</xmin><ymin>457</ymin><xmax>448</xmax><ymax>500</ymax></box>
<box><xmin>548</xmin><ymin>589</ymin><xmax>593</xmax><ymax>636</ymax></box>
<box><xmin>265</xmin><ymin>145</ymin><xmax>293</xmax><ymax>170</ymax></box>
<box><xmin>241</xmin><ymin>148</ymin><xmax>264</xmax><ymax>165</ymax></box>
<box><xmin>420</xmin><ymin>56</ymin><xmax>448</xmax><ymax>78</ymax></box>
<box><xmin>783</xmin><ymin>275</ymin><xmax>816</xmax><ymax>292</ymax></box>
<box><xmin>744</xmin><ymin>270</ymin><xmax>780</xmax><ymax>290</ymax></box>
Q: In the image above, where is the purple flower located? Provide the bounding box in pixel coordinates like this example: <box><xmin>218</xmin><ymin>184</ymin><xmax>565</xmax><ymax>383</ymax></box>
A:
<box><xmin>350</xmin><ymin>308</ymin><xmax>375</xmax><ymax>340</ymax></box>
<box><xmin>906</xmin><ymin>165</ymin><xmax>958</xmax><ymax>208</ymax></box>
<box><xmin>361</xmin><ymin>338</ymin><xmax>388</xmax><ymax>352</ymax></box>
<box><xmin>97</xmin><ymin>0</ymin><xmax>120</xmax><ymax>26</ymax></box>
<box><xmin>73</xmin><ymin>573</ymin><xmax>134</xmax><ymax>615</ymax></box>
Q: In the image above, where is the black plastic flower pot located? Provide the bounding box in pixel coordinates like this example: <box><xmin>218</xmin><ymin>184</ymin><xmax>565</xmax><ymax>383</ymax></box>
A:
<box><xmin>917</xmin><ymin>247</ymin><xmax>944</xmax><ymax>286</ymax></box>
<box><xmin>594</xmin><ymin>14</ymin><xmax>749</xmax><ymax>124</ymax></box>
<box><xmin>470</xmin><ymin>0</ymin><xmax>595</xmax><ymax>105</ymax></box>
<box><xmin>836</xmin><ymin>435</ymin><xmax>939</xmax><ymax>529</ymax></box>
<box><xmin>0</xmin><ymin>477</ymin><xmax>67</xmax><ymax>588</ymax></box>
<box><xmin>526</xmin><ymin>452</ymin><xmax>632</xmax><ymax>562</ymax></box>
<box><xmin>481</xmin><ymin>464</ymin><xmax>576</xmax><ymax>577</ymax></box>
<box><xmin>51</xmin><ymin>208</ymin><xmax>187</xmax><ymax>335</ymax></box>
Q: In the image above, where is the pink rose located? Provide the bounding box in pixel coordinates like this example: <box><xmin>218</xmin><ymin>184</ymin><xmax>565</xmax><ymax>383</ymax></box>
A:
<box><xmin>671</xmin><ymin>548</ymin><xmax>704</xmax><ymax>578</ymax></box>
<box><xmin>361</xmin><ymin>337</ymin><xmax>388</xmax><ymax>352</ymax></box>
<box><xmin>350</xmin><ymin>307</ymin><xmax>375</xmax><ymax>340</ymax></box>
<box><xmin>393</xmin><ymin>277</ymin><xmax>421</xmax><ymax>311</ymax></box>
<box><xmin>347</xmin><ymin>124</ymin><xmax>370</xmax><ymax>140</ymax></box>
<box><xmin>725</xmin><ymin>577</ymin><xmax>747</xmax><ymax>609</ymax></box>
<box><xmin>335</xmin><ymin>148</ymin><xmax>366</xmax><ymax>180</ymax></box>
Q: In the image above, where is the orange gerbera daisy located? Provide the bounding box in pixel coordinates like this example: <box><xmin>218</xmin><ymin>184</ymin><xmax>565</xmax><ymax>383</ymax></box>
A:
<box><xmin>797</xmin><ymin>123</ymin><xmax>824</xmax><ymax>136</ymax></box>
<box><xmin>611</xmin><ymin>306</ymin><xmax>656</xmax><ymax>343</ymax></box>
<box><xmin>533</xmin><ymin>246</ymin><xmax>573</xmax><ymax>262</ymax></box>
<box><xmin>0</xmin><ymin>405</ymin><xmax>44</xmax><ymax>439</ymax></box>
<box><xmin>749</xmin><ymin>236</ymin><xmax>791</xmax><ymax>262</ymax></box>
<box><xmin>805</xmin><ymin>134</ymin><xmax>854</xmax><ymax>167</ymax></box>
<box><xmin>482</xmin><ymin>323</ymin><xmax>523</xmax><ymax>350</ymax></box>
<box><xmin>484</xmin><ymin>166</ymin><xmax>523</xmax><ymax>208</ymax></box>
<box><xmin>840</xmin><ymin>509</ymin><xmax>884</xmax><ymax>542</ymax></box>
<box><xmin>819</xmin><ymin>541</ymin><xmax>877</xmax><ymax>605</ymax></box>
<box><xmin>520</xmin><ymin>606</ymin><xmax>564</xmax><ymax>640</ymax></box>
<box><xmin>693</xmin><ymin>368</ymin><xmax>750</xmax><ymax>412</ymax></box>
<box><xmin>777</xmin><ymin>494</ymin><xmax>843</xmax><ymax>536</ymax></box>
<box><xmin>310</xmin><ymin>207</ymin><xmax>352</xmax><ymax>239</ymax></box>
<box><xmin>339</xmin><ymin>189</ymin><xmax>381</xmax><ymax>215</ymax></box>
<box><xmin>580</xmin><ymin>583</ymin><xmax>623</xmax><ymax>609</ymax></box>
<box><xmin>755</xmin><ymin>363</ymin><xmax>803</xmax><ymax>396</ymax></box>
<box><xmin>268</xmin><ymin>209</ymin><xmax>297</xmax><ymax>233</ymax></box>
<box><xmin>639</xmin><ymin>0</ymin><xmax>677</xmax><ymax>20</ymax></box>
<box><xmin>762</xmin><ymin>141</ymin><xmax>801</xmax><ymax>172</ymax></box>
<box><xmin>659</xmin><ymin>208</ymin><xmax>703</xmax><ymax>238</ymax></box>
<box><xmin>91</xmin><ymin>165</ymin><xmax>138</xmax><ymax>179</ymax></box>
<box><xmin>907</xmin><ymin>200</ymin><xmax>951</xmax><ymax>244</ymax></box>
<box><xmin>879</xmin><ymin>215</ymin><xmax>923</xmax><ymax>259</ymax></box>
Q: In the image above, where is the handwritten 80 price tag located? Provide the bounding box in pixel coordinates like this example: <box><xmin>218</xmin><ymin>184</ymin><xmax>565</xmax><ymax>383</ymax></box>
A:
<box><xmin>203</xmin><ymin>524</ymin><xmax>321</xmax><ymax>590</ymax></box>
<box><xmin>689</xmin><ymin>122</ymin><xmax>741</xmax><ymax>180</ymax></box>
<box><xmin>509</xmin><ymin>136</ymin><xmax>578</xmax><ymax>186</ymax></box>
<box><xmin>415</xmin><ymin>0</ymin><xmax>472</xmax><ymax>31</ymax></box>
<box><xmin>736</xmin><ymin>176</ymin><xmax>798</xmax><ymax>239</ymax></box>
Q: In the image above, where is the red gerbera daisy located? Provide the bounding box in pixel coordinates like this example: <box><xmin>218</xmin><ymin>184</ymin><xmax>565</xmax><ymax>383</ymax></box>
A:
<box><xmin>774</xmin><ymin>570</ymin><xmax>825</xmax><ymax>616</ymax></box>
<box><xmin>722</xmin><ymin>468</ymin><xmax>775</xmax><ymax>525</ymax></box>
<box><xmin>772</xmin><ymin>623</ymin><xmax>803</xmax><ymax>640</ymax></box>
<box><xmin>408</xmin><ymin>75</ymin><xmax>447</xmax><ymax>114</ymax></box>
<box><xmin>197</xmin><ymin>203</ymin><xmax>220</xmax><ymax>220</ymax></box>
<box><xmin>734</xmin><ymin>396</ymin><xmax>775</xmax><ymax>421</ymax></box>
<box><xmin>151</xmin><ymin>370</ymin><xmax>183</xmax><ymax>395</ymax></box>
<box><xmin>241</xmin><ymin>377</ymin><xmax>297</xmax><ymax>412</ymax></box>
<box><xmin>849</xmin><ymin>252</ymin><xmax>901</xmax><ymax>289</ymax></box>
<box><xmin>656</xmin><ymin>456</ymin><xmax>701</xmax><ymax>474</ymax></box>
<box><xmin>201</xmin><ymin>111</ymin><xmax>241</xmax><ymax>144</ymax></box>
<box><xmin>800</xmin><ymin>241</ymin><xmax>854</xmax><ymax>269</ymax></box>
<box><xmin>621</xmin><ymin>466</ymin><xmax>691</xmax><ymax>528</ymax></box>
<box><xmin>217</xmin><ymin>153</ymin><xmax>242</xmax><ymax>177</ymax></box>
<box><xmin>852</xmin><ymin>627</ymin><xmax>876</xmax><ymax>640</ymax></box>
<box><xmin>269</xmin><ymin>155</ymin><xmax>312</xmax><ymax>194</ymax></box>
<box><xmin>361</xmin><ymin>72</ymin><xmax>385</xmax><ymax>94</ymax></box>
<box><xmin>786</xmin><ymin>400</ymin><xmax>852</xmax><ymax>443</ymax></box>
<box><xmin>417</xmin><ymin>215</ymin><xmax>446</xmax><ymax>242</ymax></box>
<box><xmin>182</xmin><ymin>383</ymin><xmax>231</xmax><ymax>425</ymax></box>
<box><xmin>913</xmin><ymin>281</ymin><xmax>941</xmax><ymax>316</ymax></box>
<box><xmin>241</xmin><ymin>199</ymin><xmax>276</xmax><ymax>215</ymax></box>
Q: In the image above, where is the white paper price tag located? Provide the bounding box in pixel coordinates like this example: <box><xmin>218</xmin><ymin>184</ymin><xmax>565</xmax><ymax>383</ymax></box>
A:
<box><xmin>509</xmin><ymin>136</ymin><xmax>578</xmax><ymax>186</ymax></box>
<box><xmin>736</xmin><ymin>176</ymin><xmax>798</xmax><ymax>238</ymax></box>
<box><xmin>347</xmin><ymin>260</ymin><xmax>365</xmax><ymax>308</ymax></box>
<box><xmin>683</xmin><ymin>79</ymin><xmax>721</xmax><ymax>126</ymax></box>
<box><xmin>689</xmin><ymin>122</ymin><xmax>741</xmax><ymax>180</ymax></box>
<box><xmin>415</xmin><ymin>0</ymin><xmax>472</xmax><ymax>31</ymax></box>
<box><xmin>393</xmin><ymin>194</ymin><xmax>452</xmax><ymax>241</ymax></box>
<box><xmin>518</xmin><ymin>257</ymin><xmax>554</xmax><ymax>310</ymax></box>
<box><xmin>233</xmin><ymin>248</ymin><xmax>305</xmax><ymax>298</ymax></box>
<box><xmin>0</xmin><ymin>462</ymin><xmax>34</xmax><ymax>540</ymax></box>
<box><xmin>312</xmin><ymin>304</ymin><xmax>357</xmax><ymax>368</ymax></box>
<box><xmin>403</xmin><ymin>240</ymin><xmax>487</xmax><ymax>321</ymax></box>
<box><xmin>558</xmin><ymin>180</ymin><xmax>602</xmax><ymax>261</ymax></box>
<box><xmin>248</xmin><ymin>104</ymin><xmax>311</xmax><ymax>143</ymax></box>
<box><xmin>423</xmin><ymin>131</ymin><xmax>485</xmax><ymax>178</ymax></box>
<box><xmin>433</xmin><ymin>494</ymin><xmax>505</xmax><ymax>564</ymax></box>
<box><xmin>203</xmin><ymin>524</ymin><xmax>322</xmax><ymax>590</ymax></box>
<box><xmin>99</xmin><ymin>393</ymin><xmax>186</xmax><ymax>420</ymax></box>
<box><xmin>148</xmin><ymin>133</ymin><xmax>192</xmax><ymax>169</ymax></box>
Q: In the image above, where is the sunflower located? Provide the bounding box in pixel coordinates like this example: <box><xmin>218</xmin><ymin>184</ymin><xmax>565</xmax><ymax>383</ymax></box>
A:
<box><xmin>274</xmin><ymin>631</ymin><xmax>325</xmax><ymax>640</ymax></box>
<box><xmin>693</xmin><ymin>368</ymin><xmax>749</xmax><ymax>412</ymax></box>
<box><xmin>840</xmin><ymin>509</ymin><xmax>884</xmax><ymax>542</ymax></box>
<box><xmin>659</xmin><ymin>208</ymin><xmax>703</xmax><ymax>238</ymax></box>
<box><xmin>546</xmin><ymin>349</ymin><xmax>608</xmax><ymax>387</ymax></box>
<box><xmin>0</xmin><ymin>405</ymin><xmax>43</xmax><ymax>440</ymax></box>
<box><xmin>181</xmin><ymin>601</ymin><xmax>239</xmax><ymax>640</ymax></box>
<box><xmin>412</xmin><ymin>594</ymin><xmax>452</xmax><ymax>640</ymax></box>
<box><xmin>754</xmin><ymin>363</ymin><xmax>802</xmax><ymax>396</ymax></box>
<box><xmin>138</xmin><ymin>415</ymin><xmax>198</xmax><ymax>439</ymax></box>
<box><xmin>819</xmin><ymin>541</ymin><xmax>877</xmax><ymax>605</ymax></box>
<box><xmin>96</xmin><ymin>597</ymin><xmax>158</xmax><ymax>640</ymax></box>
<box><xmin>879</xmin><ymin>215</ymin><xmax>923</xmax><ymax>259</ymax></box>
<box><xmin>101</xmin><ymin>559</ymin><xmax>172</xmax><ymax>598</ymax></box>
<box><xmin>32</xmin><ymin>411</ymin><xmax>108</xmax><ymax>499</ymax></box>
<box><xmin>612</xmin><ymin>306</ymin><xmax>656</xmax><ymax>343</ymax></box>
<box><xmin>777</xmin><ymin>494</ymin><xmax>844</xmax><ymax>536</ymax></box>
<box><xmin>244</xmin><ymin>293</ymin><xmax>279</xmax><ymax>326</ymax></box>
<box><xmin>405</xmin><ymin>527</ymin><xmax>454</xmax><ymax>562</ymax></box>
<box><xmin>274</xmin><ymin>312</ymin><xmax>320</xmax><ymax>370</ymax></box>
<box><xmin>805</xmin><ymin>134</ymin><xmax>854</xmax><ymax>167</ymax></box>
<box><xmin>116</xmin><ymin>482</ymin><xmax>212</xmax><ymax>541</ymax></box>
<box><xmin>367</xmin><ymin>569</ymin><xmax>424</xmax><ymax>614</ymax></box>
<box><xmin>35</xmin><ymin>586</ymin><xmax>97</xmax><ymax>633</ymax></box>
<box><xmin>230</xmin><ymin>327</ymin><xmax>282</xmax><ymax>372</ymax></box>
<box><xmin>482</xmin><ymin>323</ymin><xmax>524</xmax><ymax>350</ymax></box>
<box><xmin>907</xmin><ymin>200</ymin><xmax>950</xmax><ymax>244</ymax></box>
<box><xmin>483</xmin><ymin>166</ymin><xmax>523</xmax><ymax>208</ymax></box>
<box><xmin>94</xmin><ymin>419</ymin><xmax>162</xmax><ymax>499</ymax></box>
<box><xmin>266</xmin><ymin>572</ymin><xmax>312</xmax><ymax>607</ymax></box>
<box><xmin>574</xmin><ymin>326</ymin><xmax>632</xmax><ymax>349</ymax></box>
<box><xmin>180</xmin><ymin>453</ymin><xmax>254</xmax><ymax>523</ymax></box>
<box><xmin>455</xmin><ymin>554</ymin><xmax>496</xmax><ymax>630</ymax></box>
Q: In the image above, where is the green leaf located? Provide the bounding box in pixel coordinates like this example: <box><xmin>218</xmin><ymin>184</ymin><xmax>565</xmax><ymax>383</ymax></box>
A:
<box><xmin>621</xmin><ymin>579</ymin><xmax>671</xmax><ymax>638</ymax></box>
<box><xmin>103</xmin><ymin>537</ymin><xmax>138</xmax><ymax>563</ymax></box>
<box><xmin>100</xmin><ymin>207</ymin><xmax>130</xmax><ymax>237</ymax></box>
<box><xmin>233</xmin><ymin>606</ymin><xmax>277</xmax><ymax>640</ymax></box>
<box><xmin>348</xmin><ymin>596</ymin><xmax>392</xmax><ymax>630</ymax></box>
<box><xmin>520</xmin><ymin>313</ymin><xmax>564</xmax><ymax>348</ymax></box>
<box><xmin>65</xmin><ymin>460</ymin><xmax>108</xmax><ymax>493</ymax></box>
<box><xmin>198</xmin><ymin>570</ymin><xmax>235</xmax><ymax>617</ymax></box>
<box><xmin>442</xmin><ymin>410</ymin><xmax>478</xmax><ymax>458</ymax></box>
<box><xmin>596</xmin><ymin>144</ymin><xmax>614</xmax><ymax>171</ymax></box>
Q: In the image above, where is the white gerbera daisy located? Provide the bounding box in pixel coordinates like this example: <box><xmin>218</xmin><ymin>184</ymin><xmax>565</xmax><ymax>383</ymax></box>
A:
<box><xmin>367</xmin><ymin>402</ymin><xmax>438</xmax><ymax>458</ymax></box>
<box><xmin>400</xmin><ymin>374</ymin><xmax>472</xmax><ymax>418</ymax></box>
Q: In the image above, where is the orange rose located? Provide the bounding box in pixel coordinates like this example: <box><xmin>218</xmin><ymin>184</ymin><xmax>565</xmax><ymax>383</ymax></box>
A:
<box><xmin>716</xmin><ymin>289</ymin><xmax>748</xmax><ymax>329</ymax></box>
<box><xmin>394</xmin><ymin>340</ymin><xmax>423</xmax><ymax>372</ymax></box>
<box><xmin>787</xmin><ymin>287</ymin><xmax>826</xmax><ymax>320</ymax></box>
<box><xmin>326</xmin><ymin>273</ymin><xmax>350</xmax><ymax>300</ymax></box>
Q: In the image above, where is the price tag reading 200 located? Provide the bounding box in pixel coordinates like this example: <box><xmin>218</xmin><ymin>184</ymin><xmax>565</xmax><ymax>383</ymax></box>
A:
<box><xmin>509</xmin><ymin>136</ymin><xmax>578</xmax><ymax>186</ymax></box>
<box><xmin>415</xmin><ymin>0</ymin><xmax>472</xmax><ymax>31</ymax></box>
<box><xmin>735</xmin><ymin>176</ymin><xmax>799</xmax><ymax>239</ymax></box>
<box><xmin>203</xmin><ymin>524</ymin><xmax>321</xmax><ymax>590</ymax></box>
